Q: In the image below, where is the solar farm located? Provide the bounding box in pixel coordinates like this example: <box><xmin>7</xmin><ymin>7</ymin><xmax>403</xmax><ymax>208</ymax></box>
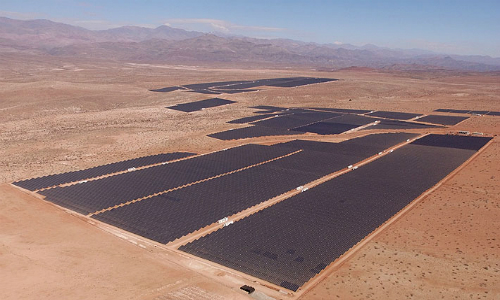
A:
<box><xmin>5</xmin><ymin>69</ymin><xmax>500</xmax><ymax>300</ymax></box>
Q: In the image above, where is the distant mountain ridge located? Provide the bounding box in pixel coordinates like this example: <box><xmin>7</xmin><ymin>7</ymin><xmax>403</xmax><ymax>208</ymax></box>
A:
<box><xmin>1</xmin><ymin>16</ymin><xmax>499</xmax><ymax>71</ymax></box>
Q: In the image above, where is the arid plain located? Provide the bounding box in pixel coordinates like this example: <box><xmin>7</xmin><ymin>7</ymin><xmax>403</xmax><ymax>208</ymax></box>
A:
<box><xmin>1</xmin><ymin>55</ymin><xmax>499</xmax><ymax>299</ymax></box>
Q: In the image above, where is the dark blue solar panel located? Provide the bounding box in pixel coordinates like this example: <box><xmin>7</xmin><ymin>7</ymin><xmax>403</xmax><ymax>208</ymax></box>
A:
<box><xmin>12</xmin><ymin>152</ymin><xmax>195</xmax><ymax>191</ymax></box>
<box><xmin>180</xmin><ymin>135</ymin><xmax>486</xmax><ymax>291</ymax></box>
<box><xmin>412</xmin><ymin>134</ymin><xmax>492</xmax><ymax>151</ymax></box>
<box><xmin>417</xmin><ymin>115</ymin><xmax>469</xmax><ymax>126</ymax></box>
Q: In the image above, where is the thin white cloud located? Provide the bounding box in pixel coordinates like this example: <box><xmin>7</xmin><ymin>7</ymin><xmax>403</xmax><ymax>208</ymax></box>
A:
<box><xmin>54</xmin><ymin>18</ymin><xmax>156</xmax><ymax>30</ymax></box>
<box><xmin>405</xmin><ymin>39</ymin><xmax>495</xmax><ymax>56</ymax></box>
<box><xmin>0</xmin><ymin>10</ymin><xmax>42</xmax><ymax>20</ymax></box>
<box><xmin>333</xmin><ymin>41</ymin><xmax>343</xmax><ymax>45</ymax></box>
<box><xmin>164</xmin><ymin>18</ymin><xmax>285</xmax><ymax>33</ymax></box>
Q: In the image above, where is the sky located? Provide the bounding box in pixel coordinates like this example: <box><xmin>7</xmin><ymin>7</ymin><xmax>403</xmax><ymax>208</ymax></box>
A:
<box><xmin>1</xmin><ymin>0</ymin><xmax>499</xmax><ymax>57</ymax></box>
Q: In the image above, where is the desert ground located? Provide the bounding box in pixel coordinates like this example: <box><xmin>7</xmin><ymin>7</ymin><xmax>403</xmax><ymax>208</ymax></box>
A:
<box><xmin>1</xmin><ymin>55</ymin><xmax>499</xmax><ymax>299</ymax></box>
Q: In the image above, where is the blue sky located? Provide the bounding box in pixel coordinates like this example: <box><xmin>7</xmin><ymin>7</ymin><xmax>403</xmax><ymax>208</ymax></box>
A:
<box><xmin>1</xmin><ymin>0</ymin><xmax>499</xmax><ymax>57</ymax></box>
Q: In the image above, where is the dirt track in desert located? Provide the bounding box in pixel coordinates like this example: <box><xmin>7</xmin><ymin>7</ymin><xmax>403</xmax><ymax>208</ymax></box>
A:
<box><xmin>1</xmin><ymin>56</ymin><xmax>499</xmax><ymax>299</ymax></box>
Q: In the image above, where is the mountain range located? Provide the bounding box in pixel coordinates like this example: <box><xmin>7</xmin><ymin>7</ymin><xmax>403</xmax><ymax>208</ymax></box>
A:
<box><xmin>1</xmin><ymin>16</ymin><xmax>499</xmax><ymax>71</ymax></box>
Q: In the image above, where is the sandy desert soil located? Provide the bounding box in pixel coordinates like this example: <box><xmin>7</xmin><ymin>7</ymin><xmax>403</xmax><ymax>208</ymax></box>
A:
<box><xmin>0</xmin><ymin>56</ymin><xmax>499</xmax><ymax>299</ymax></box>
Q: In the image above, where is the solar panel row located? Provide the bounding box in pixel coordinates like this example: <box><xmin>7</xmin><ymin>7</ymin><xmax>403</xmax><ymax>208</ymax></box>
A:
<box><xmin>207</xmin><ymin>126</ymin><xmax>304</xmax><ymax>140</ymax></box>
<box><xmin>367</xmin><ymin>110</ymin><xmax>423</xmax><ymax>120</ymax></box>
<box><xmin>433</xmin><ymin>109</ymin><xmax>500</xmax><ymax>116</ymax></box>
<box><xmin>291</xmin><ymin>122</ymin><xmax>358</xmax><ymax>135</ymax></box>
<box><xmin>266</xmin><ymin>78</ymin><xmax>335</xmax><ymax>88</ymax></box>
<box><xmin>167</xmin><ymin>98</ymin><xmax>236</xmax><ymax>112</ymax></box>
<box><xmin>412</xmin><ymin>134</ymin><xmax>492</xmax><ymax>150</ymax></box>
<box><xmin>12</xmin><ymin>152</ymin><xmax>195</xmax><ymax>191</ymax></box>
<box><xmin>308</xmin><ymin>107</ymin><xmax>373</xmax><ymax>114</ymax></box>
<box><xmin>180</xmin><ymin>134</ymin><xmax>491</xmax><ymax>291</ymax></box>
<box><xmin>227</xmin><ymin>114</ymin><xmax>275</xmax><ymax>124</ymax></box>
<box><xmin>364</xmin><ymin>119</ymin><xmax>442</xmax><ymax>130</ymax></box>
<box><xmin>417</xmin><ymin>115</ymin><xmax>469</xmax><ymax>126</ymax></box>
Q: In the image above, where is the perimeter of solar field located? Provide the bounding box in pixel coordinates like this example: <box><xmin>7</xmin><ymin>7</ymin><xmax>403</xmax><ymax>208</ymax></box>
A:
<box><xmin>8</xmin><ymin>75</ymin><xmax>499</xmax><ymax>299</ymax></box>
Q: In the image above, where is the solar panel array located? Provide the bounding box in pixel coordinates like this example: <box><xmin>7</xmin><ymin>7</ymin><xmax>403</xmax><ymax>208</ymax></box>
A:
<box><xmin>180</xmin><ymin>134</ymin><xmax>491</xmax><ymax>291</ymax></box>
<box><xmin>367</xmin><ymin>110</ymin><xmax>422</xmax><ymax>120</ymax></box>
<box><xmin>321</xmin><ymin>114</ymin><xmax>377</xmax><ymax>126</ymax></box>
<box><xmin>252</xmin><ymin>112</ymin><xmax>341</xmax><ymax>129</ymax></box>
<box><xmin>151</xmin><ymin>77</ymin><xmax>337</xmax><ymax>95</ymax></box>
<box><xmin>266</xmin><ymin>77</ymin><xmax>334</xmax><ymax>88</ymax></box>
<box><xmin>412</xmin><ymin>134</ymin><xmax>492</xmax><ymax>150</ymax></box>
<box><xmin>12</xmin><ymin>152</ymin><xmax>195</xmax><ymax>191</ymax></box>
<box><xmin>308</xmin><ymin>107</ymin><xmax>373</xmax><ymax>114</ymax></box>
<box><xmin>434</xmin><ymin>109</ymin><xmax>500</xmax><ymax>116</ymax></box>
<box><xmin>167</xmin><ymin>98</ymin><xmax>236</xmax><ymax>112</ymax></box>
<box><xmin>274</xmin><ymin>133</ymin><xmax>418</xmax><ymax>159</ymax></box>
<box><xmin>250</xmin><ymin>105</ymin><xmax>288</xmax><ymax>113</ymax></box>
<box><xmin>91</xmin><ymin>133</ymin><xmax>416</xmax><ymax>244</ymax></box>
<box><xmin>291</xmin><ymin>122</ymin><xmax>358</xmax><ymax>135</ymax></box>
<box><xmin>417</xmin><ymin>115</ymin><xmax>469</xmax><ymax>126</ymax></box>
<box><xmin>39</xmin><ymin>144</ymin><xmax>293</xmax><ymax>215</ymax></box>
<box><xmin>207</xmin><ymin>126</ymin><xmax>304</xmax><ymax>140</ymax></box>
<box><xmin>227</xmin><ymin>114</ymin><xmax>274</xmax><ymax>124</ymax></box>
<box><xmin>219</xmin><ymin>106</ymin><xmax>453</xmax><ymax>140</ymax></box>
<box><xmin>292</xmin><ymin>114</ymin><xmax>378</xmax><ymax>134</ymax></box>
<box><xmin>211</xmin><ymin>111</ymin><xmax>349</xmax><ymax>140</ymax></box>
<box><xmin>364</xmin><ymin>119</ymin><xmax>442</xmax><ymax>130</ymax></box>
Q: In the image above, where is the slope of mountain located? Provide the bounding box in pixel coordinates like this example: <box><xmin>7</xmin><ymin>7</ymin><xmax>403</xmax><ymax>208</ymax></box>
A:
<box><xmin>1</xmin><ymin>16</ymin><xmax>499</xmax><ymax>71</ymax></box>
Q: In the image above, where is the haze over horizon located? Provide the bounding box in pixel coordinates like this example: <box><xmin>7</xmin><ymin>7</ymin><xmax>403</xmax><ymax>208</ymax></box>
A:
<box><xmin>1</xmin><ymin>0</ymin><xmax>499</xmax><ymax>58</ymax></box>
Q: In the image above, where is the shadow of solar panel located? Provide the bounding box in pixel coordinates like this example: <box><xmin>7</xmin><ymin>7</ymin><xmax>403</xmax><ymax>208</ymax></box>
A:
<box><xmin>412</xmin><ymin>134</ymin><xmax>492</xmax><ymax>151</ymax></box>
<box><xmin>12</xmin><ymin>152</ymin><xmax>195</xmax><ymax>191</ymax></box>
<box><xmin>292</xmin><ymin>122</ymin><xmax>358</xmax><ymax>135</ymax></box>
<box><xmin>417</xmin><ymin>115</ymin><xmax>469</xmax><ymax>126</ymax></box>
<box><xmin>227</xmin><ymin>114</ymin><xmax>274</xmax><ymax>124</ymax></box>
<box><xmin>94</xmin><ymin>163</ymin><xmax>318</xmax><ymax>244</ymax></box>
<box><xmin>368</xmin><ymin>111</ymin><xmax>422</xmax><ymax>120</ymax></box>
<box><xmin>365</xmin><ymin>119</ymin><xmax>442</xmax><ymax>130</ymax></box>
<box><xmin>208</xmin><ymin>126</ymin><xmax>304</xmax><ymax>140</ymax></box>
<box><xmin>39</xmin><ymin>144</ymin><xmax>294</xmax><ymax>215</ymax></box>
<box><xmin>433</xmin><ymin>109</ymin><xmax>451</xmax><ymax>112</ymax></box>
<box><xmin>167</xmin><ymin>98</ymin><xmax>235</xmax><ymax>112</ymax></box>
<box><xmin>180</xmin><ymin>136</ymin><xmax>486</xmax><ymax>291</ymax></box>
